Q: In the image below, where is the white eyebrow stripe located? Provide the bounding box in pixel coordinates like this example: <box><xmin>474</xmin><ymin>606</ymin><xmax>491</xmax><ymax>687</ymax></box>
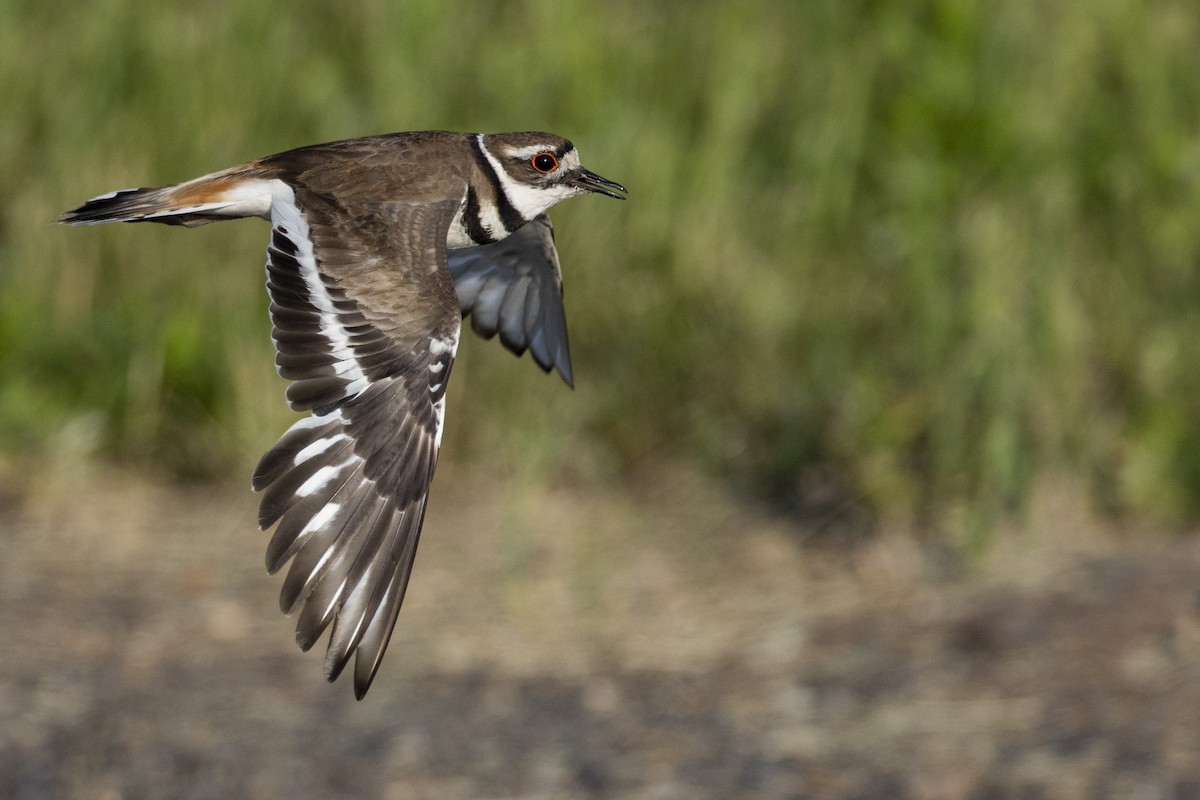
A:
<box><xmin>504</xmin><ymin>146</ymin><xmax>582</xmax><ymax>176</ymax></box>
<box><xmin>507</xmin><ymin>144</ymin><xmax>568</xmax><ymax>160</ymax></box>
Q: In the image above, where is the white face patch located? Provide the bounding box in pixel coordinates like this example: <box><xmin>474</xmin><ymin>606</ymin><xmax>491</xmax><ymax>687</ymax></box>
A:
<box><xmin>476</xmin><ymin>135</ymin><xmax>583</xmax><ymax>222</ymax></box>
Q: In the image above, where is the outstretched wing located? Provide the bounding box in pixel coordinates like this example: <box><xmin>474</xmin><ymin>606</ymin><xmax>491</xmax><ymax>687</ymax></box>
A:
<box><xmin>251</xmin><ymin>180</ymin><xmax>461</xmax><ymax>699</ymax></box>
<box><xmin>447</xmin><ymin>214</ymin><xmax>574</xmax><ymax>387</ymax></box>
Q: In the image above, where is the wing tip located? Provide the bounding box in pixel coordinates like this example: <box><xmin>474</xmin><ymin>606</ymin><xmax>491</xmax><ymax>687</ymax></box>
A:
<box><xmin>556</xmin><ymin>357</ymin><xmax>575</xmax><ymax>389</ymax></box>
<box><xmin>352</xmin><ymin>653</ymin><xmax>383</xmax><ymax>701</ymax></box>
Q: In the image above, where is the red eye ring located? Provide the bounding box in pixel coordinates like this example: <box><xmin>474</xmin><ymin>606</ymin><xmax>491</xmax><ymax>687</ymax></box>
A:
<box><xmin>531</xmin><ymin>152</ymin><xmax>558</xmax><ymax>173</ymax></box>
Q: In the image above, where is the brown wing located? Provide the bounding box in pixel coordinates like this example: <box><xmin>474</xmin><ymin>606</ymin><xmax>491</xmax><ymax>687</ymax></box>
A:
<box><xmin>447</xmin><ymin>214</ymin><xmax>574</xmax><ymax>387</ymax></box>
<box><xmin>250</xmin><ymin>180</ymin><xmax>462</xmax><ymax>699</ymax></box>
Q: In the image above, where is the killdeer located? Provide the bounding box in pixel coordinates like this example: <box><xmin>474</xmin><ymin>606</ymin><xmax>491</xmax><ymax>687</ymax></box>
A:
<box><xmin>59</xmin><ymin>130</ymin><xmax>625</xmax><ymax>698</ymax></box>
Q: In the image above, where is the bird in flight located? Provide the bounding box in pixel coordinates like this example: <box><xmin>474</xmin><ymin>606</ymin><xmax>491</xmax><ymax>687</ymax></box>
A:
<box><xmin>59</xmin><ymin>130</ymin><xmax>625</xmax><ymax>698</ymax></box>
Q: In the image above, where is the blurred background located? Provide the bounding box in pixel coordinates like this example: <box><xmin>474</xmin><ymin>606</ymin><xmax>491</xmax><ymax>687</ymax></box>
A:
<box><xmin>3</xmin><ymin>1</ymin><xmax>1200</xmax><ymax>798</ymax></box>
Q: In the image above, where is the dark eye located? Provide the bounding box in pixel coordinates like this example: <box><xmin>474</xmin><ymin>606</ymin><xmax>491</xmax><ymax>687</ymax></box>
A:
<box><xmin>531</xmin><ymin>153</ymin><xmax>558</xmax><ymax>173</ymax></box>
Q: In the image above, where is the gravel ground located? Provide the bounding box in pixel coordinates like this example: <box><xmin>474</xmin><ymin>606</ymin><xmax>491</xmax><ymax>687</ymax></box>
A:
<box><xmin>2</xmin><ymin>464</ymin><xmax>1199</xmax><ymax>799</ymax></box>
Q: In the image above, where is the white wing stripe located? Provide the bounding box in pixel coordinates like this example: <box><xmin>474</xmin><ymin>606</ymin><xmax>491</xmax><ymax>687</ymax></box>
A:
<box><xmin>296</xmin><ymin>454</ymin><xmax>361</xmax><ymax>498</ymax></box>
<box><xmin>270</xmin><ymin>180</ymin><xmax>370</xmax><ymax>399</ymax></box>
<box><xmin>142</xmin><ymin>203</ymin><xmax>235</xmax><ymax>218</ymax></box>
<box><xmin>429</xmin><ymin>333</ymin><xmax>458</xmax><ymax>357</ymax></box>
<box><xmin>90</xmin><ymin>188</ymin><xmax>140</xmax><ymax>201</ymax></box>
<box><xmin>294</xmin><ymin>433</ymin><xmax>350</xmax><ymax>466</ymax></box>
<box><xmin>432</xmin><ymin>331</ymin><xmax>459</xmax><ymax>449</ymax></box>
<box><xmin>306</xmin><ymin>502</ymin><xmax>342</xmax><ymax>533</ymax></box>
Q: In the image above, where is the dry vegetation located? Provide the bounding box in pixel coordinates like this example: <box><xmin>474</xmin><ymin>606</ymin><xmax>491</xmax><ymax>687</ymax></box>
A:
<box><xmin>3</xmin><ymin>468</ymin><xmax>1199</xmax><ymax>799</ymax></box>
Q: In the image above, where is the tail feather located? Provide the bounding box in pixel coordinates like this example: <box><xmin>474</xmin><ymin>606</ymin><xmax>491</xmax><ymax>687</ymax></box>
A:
<box><xmin>58</xmin><ymin>167</ymin><xmax>274</xmax><ymax>228</ymax></box>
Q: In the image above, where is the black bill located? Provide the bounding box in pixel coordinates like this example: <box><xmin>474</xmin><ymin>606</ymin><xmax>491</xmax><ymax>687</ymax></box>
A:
<box><xmin>573</xmin><ymin>168</ymin><xmax>627</xmax><ymax>200</ymax></box>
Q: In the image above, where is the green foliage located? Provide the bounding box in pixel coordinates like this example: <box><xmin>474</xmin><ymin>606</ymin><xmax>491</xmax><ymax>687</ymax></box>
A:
<box><xmin>3</xmin><ymin>0</ymin><xmax>1200</xmax><ymax>525</ymax></box>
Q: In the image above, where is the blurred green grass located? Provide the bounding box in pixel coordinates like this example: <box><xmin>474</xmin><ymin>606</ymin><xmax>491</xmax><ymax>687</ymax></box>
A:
<box><xmin>2</xmin><ymin>0</ymin><xmax>1200</xmax><ymax>527</ymax></box>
